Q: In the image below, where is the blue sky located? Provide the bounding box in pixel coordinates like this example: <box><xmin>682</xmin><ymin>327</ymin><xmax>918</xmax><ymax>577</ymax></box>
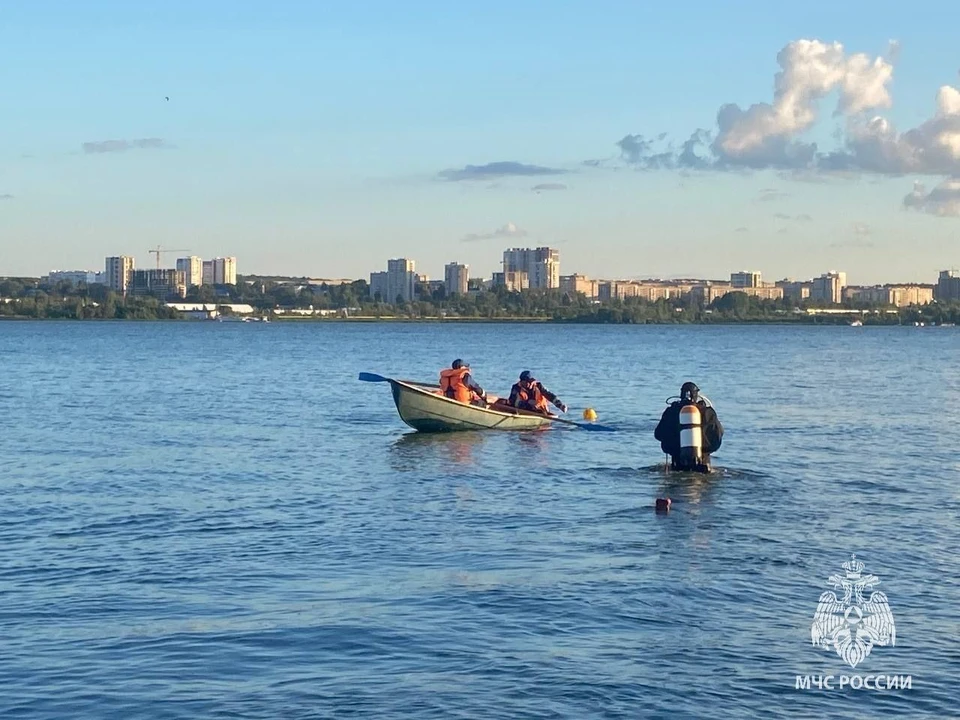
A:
<box><xmin>2</xmin><ymin>0</ymin><xmax>959</xmax><ymax>285</ymax></box>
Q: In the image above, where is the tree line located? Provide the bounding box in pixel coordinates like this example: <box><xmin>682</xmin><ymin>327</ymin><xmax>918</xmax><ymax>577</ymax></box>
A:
<box><xmin>2</xmin><ymin>275</ymin><xmax>958</xmax><ymax>324</ymax></box>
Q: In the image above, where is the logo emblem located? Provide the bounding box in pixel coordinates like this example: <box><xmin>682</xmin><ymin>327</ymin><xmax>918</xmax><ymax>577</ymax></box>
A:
<box><xmin>811</xmin><ymin>555</ymin><xmax>896</xmax><ymax>668</ymax></box>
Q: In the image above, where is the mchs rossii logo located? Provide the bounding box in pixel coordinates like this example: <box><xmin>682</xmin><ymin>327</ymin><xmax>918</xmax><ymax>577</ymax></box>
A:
<box><xmin>795</xmin><ymin>555</ymin><xmax>911</xmax><ymax>691</ymax></box>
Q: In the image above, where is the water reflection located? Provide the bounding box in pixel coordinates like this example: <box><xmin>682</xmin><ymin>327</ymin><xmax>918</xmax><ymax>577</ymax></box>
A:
<box><xmin>389</xmin><ymin>430</ymin><xmax>489</xmax><ymax>470</ymax></box>
<box><xmin>656</xmin><ymin>471</ymin><xmax>717</xmax><ymax>508</ymax></box>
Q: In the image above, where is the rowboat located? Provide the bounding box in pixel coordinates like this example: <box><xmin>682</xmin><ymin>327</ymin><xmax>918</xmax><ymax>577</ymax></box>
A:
<box><xmin>358</xmin><ymin>372</ymin><xmax>616</xmax><ymax>433</ymax></box>
<box><xmin>386</xmin><ymin>378</ymin><xmax>556</xmax><ymax>432</ymax></box>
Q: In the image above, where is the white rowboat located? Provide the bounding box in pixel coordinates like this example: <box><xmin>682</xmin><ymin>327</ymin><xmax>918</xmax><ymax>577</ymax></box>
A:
<box><xmin>388</xmin><ymin>378</ymin><xmax>555</xmax><ymax>432</ymax></box>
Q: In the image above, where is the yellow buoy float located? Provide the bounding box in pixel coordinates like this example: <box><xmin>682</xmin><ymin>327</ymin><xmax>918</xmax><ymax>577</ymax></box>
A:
<box><xmin>582</xmin><ymin>408</ymin><xmax>597</xmax><ymax>421</ymax></box>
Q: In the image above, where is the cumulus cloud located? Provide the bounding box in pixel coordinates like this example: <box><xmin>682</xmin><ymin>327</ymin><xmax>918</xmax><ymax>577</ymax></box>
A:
<box><xmin>0</xmin><ymin>194</ymin><xmax>13</xmax><ymax>200</ymax></box>
<box><xmin>603</xmin><ymin>37</ymin><xmax>960</xmax><ymax>215</ymax></box>
<box><xmin>615</xmin><ymin>129</ymin><xmax>713</xmax><ymax>170</ymax></box>
<box><xmin>711</xmin><ymin>39</ymin><xmax>894</xmax><ymax>169</ymax></box>
<box><xmin>774</xmin><ymin>212</ymin><xmax>792</xmax><ymax>220</ymax></box>
<box><xmin>438</xmin><ymin>161</ymin><xmax>566</xmax><ymax>181</ymax></box>
<box><xmin>734</xmin><ymin>226</ymin><xmax>749</xmax><ymax>233</ymax></box>
<box><xmin>82</xmin><ymin>138</ymin><xmax>171</xmax><ymax>153</ymax></box>
<box><xmin>532</xmin><ymin>183</ymin><xmax>567</xmax><ymax>191</ymax></box>
<box><xmin>461</xmin><ymin>221</ymin><xmax>528</xmax><ymax>243</ymax></box>
<box><xmin>615</xmin><ymin>38</ymin><xmax>960</xmax><ymax>177</ymax></box>
<box><xmin>820</xmin><ymin>87</ymin><xmax>960</xmax><ymax>174</ymax></box>
<box><xmin>796</xmin><ymin>213</ymin><xmax>813</xmax><ymax>222</ymax></box>
<box><xmin>903</xmin><ymin>178</ymin><xmax>960</xmax><ymax>216</ymax></box>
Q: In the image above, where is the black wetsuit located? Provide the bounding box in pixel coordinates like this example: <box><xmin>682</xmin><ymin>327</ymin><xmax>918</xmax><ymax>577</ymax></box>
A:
<box><xmin>654</xmin><ymin>400</ymin><xmax>723</xmax><ymax>471</ymax></box>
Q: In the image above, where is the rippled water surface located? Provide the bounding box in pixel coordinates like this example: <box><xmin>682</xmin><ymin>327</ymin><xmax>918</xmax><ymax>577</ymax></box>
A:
<box><xmin>1</xmin><ymin>321</ymin><xmax>958</xmax><ymax>719</ymax></box>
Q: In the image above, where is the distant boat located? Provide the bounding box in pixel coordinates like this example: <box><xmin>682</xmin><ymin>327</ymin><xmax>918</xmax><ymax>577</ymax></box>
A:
<box><xmin>850</xmin><ymin>320</ymin><xmax>863</xmax><ymax>327</ymax></box>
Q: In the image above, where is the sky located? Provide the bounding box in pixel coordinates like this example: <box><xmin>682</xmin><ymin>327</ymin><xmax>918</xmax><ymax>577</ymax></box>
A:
<box><xmin>2</xmin><ymin>0</ymin><xmax>960</xmax><ymax>286</ymax></box>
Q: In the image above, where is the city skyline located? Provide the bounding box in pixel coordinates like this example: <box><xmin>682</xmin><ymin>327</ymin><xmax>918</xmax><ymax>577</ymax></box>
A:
<box><xmin>26</xmin><ymin>246</ymin><xmax>958</xmax><ymax>292</ymax></box>
<box><xmin>2</xmin><ymin>2</ymin><xmax>960</xmax><ymax>283</ymax></box>
<box><xmin>30</xmin><ymin>249</ymin><xmax>960</xmax><ymax>308</ymax></box>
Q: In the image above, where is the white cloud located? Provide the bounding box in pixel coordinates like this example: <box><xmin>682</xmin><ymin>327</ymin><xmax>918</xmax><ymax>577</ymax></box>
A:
<box><xmin>822</xmin><ymin>87</ymin><xmax>960</xmax><ymax>174</ymax></box>
<box><xmin>608</xmin><ymin>38</ymin><xmax>960</xmax><ymax>215</ymax></box>
<box><xmin>903</xmin><ymin>178</ymin><xmax>960</xmax><ymax>216</ymax></box>
<box><xmin>461</xmin><ymin>222</ymin><xmax>528</xmax><ymax>242</ymax></box>
<box><xmin>614</xmin><ymin>38</ymin><xmax>959</xmax><ymax>177</ymax></box>
<box><xmin>712</xmin><ymin>39</ymin><xmax>894</xmax><ymax>168</ymax></box>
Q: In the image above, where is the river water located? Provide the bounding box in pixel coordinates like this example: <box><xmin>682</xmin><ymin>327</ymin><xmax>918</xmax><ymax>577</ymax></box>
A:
<box><xmin>1</xmin><ymin>321</ymin><xmax>957</xmax><ymax>719</ymax></box>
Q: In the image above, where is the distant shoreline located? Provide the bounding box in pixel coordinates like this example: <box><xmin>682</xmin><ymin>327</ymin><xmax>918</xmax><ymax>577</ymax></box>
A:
<box><xmin>1</xmin><ymin>315</ymin><xmax>946</xmax><ymax>326</ymax></box>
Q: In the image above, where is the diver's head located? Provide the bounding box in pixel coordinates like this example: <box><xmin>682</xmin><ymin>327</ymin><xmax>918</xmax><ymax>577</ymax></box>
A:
<box><xmin>680</xmin><ymin>381</ymin><xmax>700</xmax><ymax>403</ymax></box>
<box><xmin>452</xmin><ymin>359</ymin><xmax>469</xmax><ymax>370</ymax></box>
<box><xmin>519</xmin><ymin>370</ymin><xmax>534</xmax><ymax>386</ymax></box>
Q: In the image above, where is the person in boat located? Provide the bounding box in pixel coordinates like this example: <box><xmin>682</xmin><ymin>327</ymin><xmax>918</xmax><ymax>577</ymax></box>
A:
<box><xmin>508</xmin><ymin>370</ymin><xmax>568</xmax><ymax>415</ymax></box>
<box><xmin>439</xmin><ymin>359</ymin><xmax>487</xmax><ymax>406</ymax></box>
<box><xmin>654</xmin><ymin>381</ymin><xmax>723</xmax><ymax>472</ymax></box>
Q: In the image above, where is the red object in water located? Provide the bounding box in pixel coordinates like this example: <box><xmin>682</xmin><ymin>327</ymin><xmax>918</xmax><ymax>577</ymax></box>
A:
<box><xmin>655</xmin><ymin>498</ymin><xmax>672</xmax><ymax>512</ymax></box>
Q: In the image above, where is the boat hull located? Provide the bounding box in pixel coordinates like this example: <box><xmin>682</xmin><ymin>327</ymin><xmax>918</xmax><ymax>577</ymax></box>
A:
<box><xmin>389</xmin><ymin>380</ymin><xmax>554</xmax><ymax>432</ymax></box>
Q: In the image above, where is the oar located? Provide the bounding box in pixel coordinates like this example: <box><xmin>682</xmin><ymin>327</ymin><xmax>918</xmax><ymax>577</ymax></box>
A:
<box><xmin>358</xmin><ymin>372</ymin><xmax>440</xmax><ymax>388</ymax></box>
<box><xmin>492</xmin><ymin>400</ymin><xmax>617</xmax><ymax>432</ymax></box>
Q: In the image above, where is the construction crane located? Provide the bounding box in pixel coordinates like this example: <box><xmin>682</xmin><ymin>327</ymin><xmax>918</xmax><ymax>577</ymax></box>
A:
<box><xmin>148</xmin><ymin>245</ymin><xmax>191</xmax><ymax>270</ymax></box>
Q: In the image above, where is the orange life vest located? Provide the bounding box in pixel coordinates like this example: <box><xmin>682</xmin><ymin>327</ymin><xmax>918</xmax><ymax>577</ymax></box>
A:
<box><xmin>439</xmin><ymin>367</ymin><xmax>473</xmax><ymax>404</ymax></box>
<box><xmin>514</xmin><ymin>382</ymin><xmax>548</xmax><ymax>412</ymax></box>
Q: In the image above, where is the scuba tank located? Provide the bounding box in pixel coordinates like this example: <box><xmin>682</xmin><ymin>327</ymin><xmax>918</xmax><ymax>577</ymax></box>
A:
<box><xmin>677</xmin><ymin>401</ymin><xmax>703</xmax><ymax>468</ymax></box>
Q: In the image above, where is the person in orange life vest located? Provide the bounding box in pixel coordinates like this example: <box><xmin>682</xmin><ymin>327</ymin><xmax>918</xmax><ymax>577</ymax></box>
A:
<box><xmin>438</xmin><ymin>359</ymin><xmax>487</xmax><ymax>406</ymax></box>
<box><xmin>508</xmin><ymin>370</ymin><xmax>568</xmax><ymax>414</ymax></box>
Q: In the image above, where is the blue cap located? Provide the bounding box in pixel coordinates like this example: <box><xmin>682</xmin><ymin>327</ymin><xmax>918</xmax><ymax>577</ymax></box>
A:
<box><xmin>520</xmin><ymin>370</ymin><xmax>533</xmax><ymax>382</ymax></box>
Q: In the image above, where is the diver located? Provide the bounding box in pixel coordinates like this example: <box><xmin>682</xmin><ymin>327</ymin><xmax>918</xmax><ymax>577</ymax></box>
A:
<box><xmin>654</xmin><ymin>381</ymin><xmax>723</xmax><ymax>472</ymax></box>
<box><xmin>508</xmin><ymin>370</ymin><xmax>568</xmax><ymax>414</ymax></box>
<box><xmin>439</xmin><ymin>359</ymin><xmax>487</xmax><ymax>406</ymax></box>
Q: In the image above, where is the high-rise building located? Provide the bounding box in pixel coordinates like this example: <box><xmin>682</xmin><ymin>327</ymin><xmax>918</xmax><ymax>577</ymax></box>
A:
<box><xmin>935</xmin><ymin>269</ymin><xmax>960</xmax><ymax>301</ymax></box>
<box><xmin>502</xmin><ymin>247</ymin><xmax>559</xmax><ymax>289</ymax></box>
<box><xmin>202</xmin><ymin>260</ymin><xmax>214</xmax><ymax>285</ymax></box>
<box><xmin>731</xmin><ymin>271</ymin><xmax>762</xmax><ymax>288</ymax></box>
<box><xmin>105</xmin><ymin>256</ymin><xmax>135</xmax><ymax>295</ymax></box>
<box><xmin>811</xmin><ymin>271</ymin><xmax>847</xmax><ymax>304</ymax></box>
<box><xmin>370</xmin><ymin>258</ymin><xmax>417</xmax><ymax>304</ymax></box>
<box><xmin>444</xmin><ymin>262</ymin><xmax>469</xmax><ymax>296</ymax></box>
<box><xmin>210</xmin><ymin>257</ymin><xmax>237</xmax><ymax>285</ymax></box>
<box><xmin>176</xmin><ymin>256</ymin><xmax>203</xmax><ymax>287</ymax></box>
<box><xmin>130</xmin><ymin>269</ymin><xmax>187</xmax><ymax>299</ymax></box>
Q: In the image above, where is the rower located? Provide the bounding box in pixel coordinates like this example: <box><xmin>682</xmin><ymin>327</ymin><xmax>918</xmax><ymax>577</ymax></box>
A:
<box><xmin>439</xmin><ymin>359</ymin><xmax>487</xmax><ymax>406</ymax></box>
<box><xmin>508</xmin><ymin>371</ymin><xmax>568</xmax><ymax>415</ymax></box>
<box><xmin>654</xmin><ymin>381</ymin><xmax>723</xmax><ymax>472</ymax></box>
